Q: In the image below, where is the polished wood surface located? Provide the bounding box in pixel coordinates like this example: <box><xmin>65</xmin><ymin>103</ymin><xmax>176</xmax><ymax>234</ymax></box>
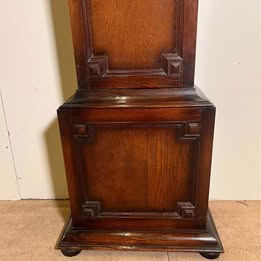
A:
<box><xmin>90</xmin><ymin>0</ymin><xmax>176</xmax><ymax>69</ymax></box>
<box><xmin>57</xmin><ymin>100</ymin><xmax>216</xmax><ymax>232</ymax></box>
<box><xmin>81</xmin><ymin>125</ymin><xmax>194</xmax><ymax>212</ymax></box>
<box><xmin>61</xmin><ymin>87</ymin><xmax>212</xmax><ymax>108</ymax></box>
<box><xmin>57</xmin><ymin>0</ymin><xmax>223</xmax><ymax>258</ymax></box>
<box><xmin>68</xmin><ymin>0</ymin><xmax>198</xmax><ymax>88</ymax></box>
<box><xmin>58</xmin><ymin>211</ymin><xmax>223</xmax><ymax>254</ymax></box>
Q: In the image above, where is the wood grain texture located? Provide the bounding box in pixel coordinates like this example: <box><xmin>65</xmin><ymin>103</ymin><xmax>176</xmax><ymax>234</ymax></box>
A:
<box><xmin>63</xmin><ymin>87</ymin><xmax>212</xmax><ymax>108</ymax></box>
<box><xmin>58</xmin><ymin>0</ymin><xmax>222</xmax><ymax>256</ymax></box>
<box><xmin>57</xmin><ymin>211</ymin><xmax>224</xmax><ymax>254</ymax></box>
<box><xmin>67</xmin><ymin>0</ymin><xmax>198</xmax><ymax>88</ymax></box>
<box><xmin>57</xmin><ymin>87</ymin><xmax>220</xmax><ymax>251</ymax></box>
<box><xmin>78</xmin><ymin>125</ymin><xmax>195</xmax><ymax>213</ymax></box>
<box><xmin>182</xmin><ymin>0</ymin><xmax>199</xmax><ymax>86</ymax></box>
<box><xmin>58</xmin><ymin>103</ymin><xmax>213</xmax><ymax>230</ymax></box>
<box><xmin>90</xmin><ymin>0</ymin><xmax>176</xmax><ymax>69</ymax></box>
<box><xmin>68</xmin><ymin>0</ymin><xmax>89</xmax><ymax>86</ymax></box>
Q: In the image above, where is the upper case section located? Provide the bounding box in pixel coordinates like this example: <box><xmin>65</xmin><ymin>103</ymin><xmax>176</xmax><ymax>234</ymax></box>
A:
<box><xmin>68</xmin><ymin>0</ymin><xmax>198</xmax><ymax>89</ymax></box>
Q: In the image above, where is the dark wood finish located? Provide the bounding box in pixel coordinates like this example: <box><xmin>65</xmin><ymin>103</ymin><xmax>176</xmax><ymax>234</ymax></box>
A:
<box><xmin>68</xmin><ymin>0</ymin><xmax>198</xmax><ymax>88</ymax></box>
<box><xmin>90</xmin><ymin>0</ymin><xmax>176</xmax><ymax>70</ymax></box>
<box><xmin>57</xmin><ymin>93</ymin><xmax>217</xmax><ymax>230</ymax></box>
<box><xmin>79</xmin><ymin>124</ymin><xmax>196</xmax><ymax>213</ymax></box>
<box><xmin>200</xmin><ymin>252</ymin><xmax>221</xmax><ymax>260</ymax></box>
<box><xmin>57</xmin><ymin>0</ymin><xmax>223</xmax><ymax>258</ymax></box>
<box><xmin>61</xmin><ymin>249</ymin><xmax>81</xmax><ymax>257</ymax></box>
<box><xmin>58</xmin><ymin>211</ymin><xmax>223</xmax><ymax>254</ymax></box>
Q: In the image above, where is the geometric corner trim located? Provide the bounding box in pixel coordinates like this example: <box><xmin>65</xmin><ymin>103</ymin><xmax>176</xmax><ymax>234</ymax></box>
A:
<box><xmin>176</xmin><ymin>122</ymin><xmax>201</xmax><ymax>140</ymax></box>
<box><xmin>161</xmin><ymin>53</ymin><xmax>183</xmax><ymax>77</ymax></box>
<box><xmin>88</xmin><ymin>55</ymin><xmax>108</xmax><ymax>77</ymax></box>
<box><xmin>81</xmin><ymin>200</ymin><xmax>195</xmax><ymax>219</ymax></box>
<box><xmin>88</xmin><ymin>53</ymin><xmax>182</xmax><ymax>78</ymax></box>
<box><xmin>73</xmin><ymin>124</ymin><xmax>95</xmax><ymax>143</ymax></box>
<box><xmin>82</xmin><ymin>201</ymin><xmax>101</xmax><ymax>217</ymax></box>
<box><xmin>176</xmin><ymin>202</ymin><xmax>196</xmax><ymax>218</ymax></box>
<box><xmin>187</xmin><ymin>122</ymin><xmax>201</xmax><ymax>135</ymax></box>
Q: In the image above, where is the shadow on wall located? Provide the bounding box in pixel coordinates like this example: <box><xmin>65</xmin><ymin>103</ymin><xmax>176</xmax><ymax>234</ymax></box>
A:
<box><xmin>49</xmin><ymin>0</ymin><xmax>77</xmax><ymax>100</ymax></box>
<box><xmin>44</xmin><ymin>0</ymin><xmax>77</xmax><ymax>200</ymax></box>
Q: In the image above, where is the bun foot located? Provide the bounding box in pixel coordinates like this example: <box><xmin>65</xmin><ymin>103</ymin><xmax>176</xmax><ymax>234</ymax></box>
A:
<box><xmin>61</xmin><ymin>249</ymin><xmax>81</xmax><ymax>257</ymax></box>
<box><xmin>200</xmin><ymin>252</ymin><xmax>220</xmax><ymax>259</ymax></box>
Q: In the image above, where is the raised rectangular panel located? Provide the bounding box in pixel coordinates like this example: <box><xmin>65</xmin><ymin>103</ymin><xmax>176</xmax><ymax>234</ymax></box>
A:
<box><xmin>68</xmin><ymin>0</ymin><xmax>197</xmax><ymax>88</ymax></box>
<box><xmin>89</xmin><ymin>0</ymin><xmax>176</xmax><ymax>70</ymax></box>
<box><xmin>58</xmin><ymin>0</ymin><xmax>223</xmax><ymax>256</ymax></box>
<box><xmin>73</xmin><ymin>123</ymin><xmax>200</xmax><ymax>216</ymax></box>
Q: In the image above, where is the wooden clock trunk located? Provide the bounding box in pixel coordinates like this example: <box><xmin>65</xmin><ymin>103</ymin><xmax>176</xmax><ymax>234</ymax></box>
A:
<box><xmin>57</xmin><ymin>0</ymin><xmax>224</xmax><ymax>259</ymax></box>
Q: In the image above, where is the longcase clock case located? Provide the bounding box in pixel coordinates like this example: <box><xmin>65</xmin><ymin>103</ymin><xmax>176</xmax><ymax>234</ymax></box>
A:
<box><xmin>57</xmin><ymin>0</ymin><xmax>224</xmax><ymax>259</ymax></box>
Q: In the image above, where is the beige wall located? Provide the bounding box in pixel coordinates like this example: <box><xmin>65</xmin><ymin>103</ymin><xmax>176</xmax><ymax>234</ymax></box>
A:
<box><xmin>0</xmin><ymin>0</ymin><xmax>260</xmax><ymax>200</ymax></box>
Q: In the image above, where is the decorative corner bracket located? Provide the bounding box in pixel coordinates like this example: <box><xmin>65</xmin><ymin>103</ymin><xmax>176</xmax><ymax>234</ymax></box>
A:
<box><xmin>186</xmin><ymin>122</ymin><xmax>201</xmax><ymax>135</ymax></box>
<box><xmin>73</xmin><ymin>124</ymin><xmax>95</xmax><ymax>143</ymax></box>
<box><xmin>82</xmin><ymin>201</ymin><xmax>101</xmax><ymax>217</ymax></box>
<box><xmin>176</xmin><ymin>122</ymin><xmax>201</xmax><ymax>141</ymax></box>
<box><xmin>161</xmin><ymin>53</ymin><xmax>183</xmax><ymax>76</ymax></box>
<box><xmin>176</xmin><ymin>202</ymin><xmax>196</xmax><ymax>218</ymax></box>
<box><xmin>88</xmin><ymin>55</ymin><xmax>108</xmax><ymax>77</ymax></box>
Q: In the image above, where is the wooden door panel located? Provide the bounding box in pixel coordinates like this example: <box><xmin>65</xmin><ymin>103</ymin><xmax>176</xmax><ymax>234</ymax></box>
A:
<box><xmin>58</xmin><ymin>105</ymin><xmax>216</xmax><ymax>231</ymax></box>
<box><xmin>90</xmin><ymin>0</ymin><xmax>176</xmax><ymax>69</ymax></box>
<box><xmin>68</xmin><ymin>0</ymin><xmax>199</xmax><ymax>87</ymax></box>
<box><xmin>72</xmin><ymin>123</ymin><xmax>199</xmax><ymax>218</ymax></box>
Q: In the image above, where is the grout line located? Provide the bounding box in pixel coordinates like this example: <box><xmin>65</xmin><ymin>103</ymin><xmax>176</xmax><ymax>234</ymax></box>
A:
<box><xmin>167</xmin><ymin>251</ymin><xmax>170</xmax><ymax>261</ymax></box>
<box><xmin>0</xmin><ymin>90</ymin><xmax>21</xmax><ymax>199</ymax></box>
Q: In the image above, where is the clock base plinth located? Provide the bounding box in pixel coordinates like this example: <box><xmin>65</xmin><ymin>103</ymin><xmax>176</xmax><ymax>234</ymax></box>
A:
<box><xmin>57</xmin><ymin>211</ymin><xmax>223</xmax><ymax>257</ymax></box>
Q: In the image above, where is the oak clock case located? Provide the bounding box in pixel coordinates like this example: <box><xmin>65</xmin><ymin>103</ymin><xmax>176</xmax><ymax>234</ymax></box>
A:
<box><xmin>57</xmin><ymin>0</ymin><xmax>224</xmax><ymax>259</ymax></box>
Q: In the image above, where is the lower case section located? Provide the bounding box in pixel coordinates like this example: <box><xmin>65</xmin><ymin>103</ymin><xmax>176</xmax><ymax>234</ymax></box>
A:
<box><xmin>57</xmin><ymin>210</ymin><xmax>223</xmax><ymax>258</ymax></box>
